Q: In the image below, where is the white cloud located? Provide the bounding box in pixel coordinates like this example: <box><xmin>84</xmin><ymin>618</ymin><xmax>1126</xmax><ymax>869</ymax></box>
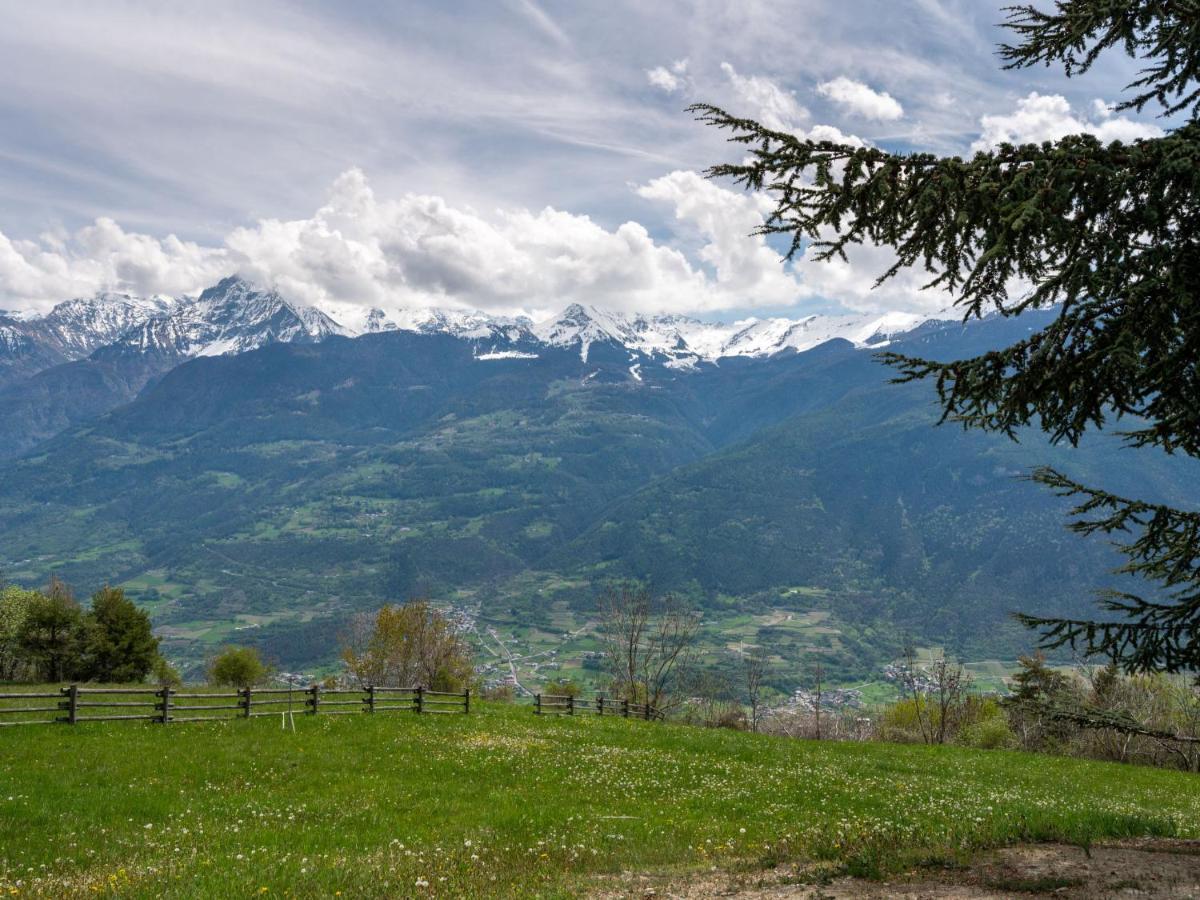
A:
<box><xmin>228</xmin><ymin>168</ymin><xmax>807</xmax><ymax>317</ymax></box>
<box><xmin>646</xmin><ymin>58</ymin><xmax>689</xmax><ymax>93</ymax></box>
<box><xmin>0</xmin><ymin>169</ymin><xmax>812</xmax><ymax>318</ymax></box>
<box><xmin>0</xmin><ymin>167</ymin><xmax>972</xmax><ymax>320</ymax></box>
<box><xmin>817</xmin><ymin>76</ymin><xmax>903</xmax><ymax>121</ymax></box>
<box><xmin>719</xmin><ymin>62</ymin><xmax>864</xmax><ymax>147</ymax></box>
<box><xmin>646</xmin><ymin>66</ymin><xmax>681</xmax><ymax>92</ymax></box>
<box><xmin>720</xmin><ymin>62</ymin><xmax>809</xmax><ymax>133</ymax></box>
<box><xmin>973</xmin><ymin>92</ymin><xmax>1162</xmax><ymax>152</ymax></box>
<box><xmin>635</xmin><ymin>170</ymin><xmax>800</xmax><ymax>307</ymax></box>
<box><xmin>0</xmin><ymin>220</ymin><xmax>227</xmax><ymax>312</ymax></box>
<box><xmin>791</xmin><ymin>233</ymin><xmax>955</xmax><ymax>315</ymax></box>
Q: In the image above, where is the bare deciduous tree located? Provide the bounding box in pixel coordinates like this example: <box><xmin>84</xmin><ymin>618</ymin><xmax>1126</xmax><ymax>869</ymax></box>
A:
<box><xmin>811</xmin><ymin>659</ymin><xmax>825</xmax><ymax>741</ymax></box>
<box><xmin>597</xmin><ymin>584</ymin><xmax>699</xmax><ymax>712</ymax></box>
<box><xmin>899</xmin><ymin>653</ymin><xmax>973</xmax><ymax>745</ymax></box>
<box><xmin>744</xmin><ymin>647</ymin><xmax>767</xmax><ymax>732</ymax></box>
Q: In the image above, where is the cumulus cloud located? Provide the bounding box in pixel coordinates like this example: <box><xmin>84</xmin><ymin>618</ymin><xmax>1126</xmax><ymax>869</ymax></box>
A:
<box><xmin>0</xmin><ymin>169</ymin><xmax>811</xmax><ymax>318</ymax></box>
<box><xmin>646</xmin><ymin>59</ymin><xmax>689</xmax><ymax>93</ymax></box>
<box><xmin>0</xmin><ymin>168</ymin><xmax>974</xmax><ymax>320</ymax></box>
<box><xmin>720</xmin><ymin>62</ymin><xmax>809</xmax><ymax>133</ymax></box>
<box><xmin>719</xmin><ymin>63</ymin><xmax>864</xmax><ymax>146</ymax></box>
<box><xmin>973</xmin><ymin>92</ymin><xmax>1162</xmax><ymax>152</ymax></box>
<box><xmin>790</xmin><ymin>234</ymin><xmax>955</xmax><ymax>315</ymax></box>
<box><xmin>635</xmin><ymin>170</ymin><xmax>800</xmax><ymax>307</ymax></box>
<box><xmin>0</xmin><ymin>220</ymin><xmax>227</xmax><ymax>312</ymax></box>
<box><xmin>817</xmin><ymin>77</ymin><xmax>903</xmax><ymax>121</ymax></box>
<box><xmin>229</xmin><ymin>168</ymin><xmax>809</xmax><ymax>317</ymax></box>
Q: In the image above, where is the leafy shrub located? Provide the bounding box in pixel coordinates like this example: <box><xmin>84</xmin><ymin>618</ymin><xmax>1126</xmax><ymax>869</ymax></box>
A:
<box><xmin>208</xmin><ymin>646</ymin><xmax>272</xmax><ymax>689</ymax></box>
<box><xmin>151</xmin><ymin>655</ymin><xmax>182</xmax><ymax>687</ymax></box>
<box><xmin>341</xmin><ymin>600</ymin><xmax>472</xmax><ymax>691</ymax></box>
<box><xmin>876</xmin><ymin>698</ymin><xmax>926</xmax><ymax>744</ymax></box>
<box><xmin>957</xmin><ymin>717</ymin><xmax>1017</xmax><ymax>750</ymax></box>
<box><xmin>542</xmin><ymin>677</ymin><xmax>580</xmax><ymax>698</ymax></box>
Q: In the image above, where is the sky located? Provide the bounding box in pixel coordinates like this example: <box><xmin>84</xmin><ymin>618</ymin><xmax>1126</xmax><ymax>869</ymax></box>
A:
<box><xmin>0</xmin><ymin>0</ymin><xmax>1169</xmax><ymax>321</ymax></box>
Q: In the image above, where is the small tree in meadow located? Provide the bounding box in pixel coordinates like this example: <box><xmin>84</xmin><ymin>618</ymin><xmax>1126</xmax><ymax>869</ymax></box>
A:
<box><xmin>597</xmin><ymin>583</ymin><xmax>699</xmax><ymax>712</ymax></box>
<box><xmin>542</xmin><ymin>676</ymin><xmax>581</xmax><ymax>698</ymax></box>
<box><xmin>84</xmin><ymin>586</ymin><xmax>159</xmax><ymax>683</ymax></box>
<box><xmin>208</xmin><ymin>646</ymin><xmax>272</xmax><ymax>689</ymax></box>
<box><xmin>341</xmin><ymin>600</ymin><xmax>473</xmax><ymax>691</ymax></box>
<box><xmin>744</xmin><ymin>647</ymin><xmax>768</xmax><ymax>733</ymax></box>
<box><xmin>0</xmin><ymin>585</ymin><xmax>38</xmax><ymax>681</ymax></box>
<box><xmin>150</xmin><ymin>654</ymin><xmax>182</xmax><ymax>687</ymax></box>
<box><xmin>18</xmin><ymin>577</ymin><xmax>86</xmax><ymax>682</ymax></box>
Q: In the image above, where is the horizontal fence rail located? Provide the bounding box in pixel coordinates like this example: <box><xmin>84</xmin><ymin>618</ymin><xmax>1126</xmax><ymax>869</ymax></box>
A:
<box><xmin>0</xmin><ymin>690</ymin><xmax>63</xmax><ymax>727</ymax></box>
<box><xmin>0</xmin><ymin>685</ymin><xmax>469</xmax><ymax>727</ymax></box>
<box><xmin>532</xmin><ymin>693</ymin><xmax>664</xmax><ymax>721</ymax></box>
<box><xmin>3</xmin><ymin>686</ymin><xmax>667</xmax><ymax>728</ymax></box>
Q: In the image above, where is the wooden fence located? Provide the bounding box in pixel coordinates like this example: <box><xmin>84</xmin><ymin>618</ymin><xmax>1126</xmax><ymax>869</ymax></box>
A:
<box><xmin>534</xmin><ymin>693</ymin><xmax>664</xmax><ymax>721</ymax></box>
<box><xmin>0</xmin><ymin>685</ymin><xmax>469</xmax><ymax>727</ymax></box>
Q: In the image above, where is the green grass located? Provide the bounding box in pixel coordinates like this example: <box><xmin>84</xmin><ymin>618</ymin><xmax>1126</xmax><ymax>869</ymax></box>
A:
<box><xmin>1</xmin><ymin>702</ymin><xmax>1198</xmax><ymax>898</ymax></box>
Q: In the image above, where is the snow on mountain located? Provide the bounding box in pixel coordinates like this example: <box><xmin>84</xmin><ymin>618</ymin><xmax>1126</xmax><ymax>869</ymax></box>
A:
<box><xmin>37</xmin><ymin>294</ymin><xmax>173</xmax><ymax>356</ymax></box>
<box><xmin>321</xmin><ymin>301</ymin><xmax>534</xmax><ymax>344</ymax></box>
<box><xmin>107</xmin><ymin>276</ymin><xmax>346</xmax><ymax>359</ymax></box>
<box><xmin>0</xmin><ymin>293</ymin><xmax>170</xmax><ymax>363</ymax></box>
<box><xmin>0</xmin><ymin>321</ymin><xmax>29</xmax><ymax>354</ymax></box>
<box><xmin>7</xmin><ymin>275</ymin><xmax>955</xmax><ymax>380</ymax></box>
<box><xmin>517</xmin><ymin>302</ymin><xmax>947</xmax><ymax>365</ymax></box>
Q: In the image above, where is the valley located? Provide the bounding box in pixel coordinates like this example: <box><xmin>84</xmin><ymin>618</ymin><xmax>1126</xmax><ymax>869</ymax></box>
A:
<box><xmin>2</xmin><ymin>284</ymin><xmax>1194</xmax><ymax>690</ymax></box>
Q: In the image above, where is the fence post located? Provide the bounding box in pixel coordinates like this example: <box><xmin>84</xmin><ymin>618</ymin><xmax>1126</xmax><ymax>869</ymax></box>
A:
<box><xmin>61</xmin><ymin>683</ymin><xmax>79</xmax><ymax>725</ymax></box>
<box><xmin>415</xmin><ymin>686</ymin><xmax>424</xmax><ymax>714</ymax></box>
<box><xmin>644</xmin><ymin>701</ymin><xmax>650</xmax><ymax>721</ymax></box>
<box><xmin>307</xmin><ymin>684</ymin><xmax>320</xmax><ymax>715</ymax></box>
<box><xmin>597</xmin><ymin>693</ymin><xmax>604</xmax><ymax>716</ymax></box>
<box><xmin>157</xmin><ymin>686</ymin><xmax>173</xmax><ymax>724</ymax></box>
<box><xmin>622</xmin><ymin>698</ymin><xmax>629</xmax><ymax>718</ymax></box>
<box><xmin>567</xmin><ymin>694</ymin><xmax>574</xmax><ymax>716</ymax></box>
<box><xmin>463</xmin><ymin>688</ymin><xmax>470</xmax><ymax>715</ymax></box>
<box><xmin>241</xmin><ymin>687</ymin><xmax>252</xmax><ymax>718</ymax></box>
<box><xmin>535</xmin><ymin>693</ymin><xmax>541</xmax><ymax>715</ymax></box>
<box><xmin>367</xmin><ymin>685</ymin><xmax>376</xmax><ymax>714</ymax></box>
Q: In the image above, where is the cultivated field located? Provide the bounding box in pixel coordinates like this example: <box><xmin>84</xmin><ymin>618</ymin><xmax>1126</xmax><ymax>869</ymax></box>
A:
<box><xmin>2</xmin><ymin>701</ymin><xmax>1198</xmax><ymax>897</ymax></box>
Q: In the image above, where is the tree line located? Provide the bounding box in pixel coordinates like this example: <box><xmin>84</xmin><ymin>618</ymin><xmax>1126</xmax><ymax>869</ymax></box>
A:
<box><xmin>0</xmin><ymin>577</ymin><xmax>176</xmax><ymax>685</ymax></box>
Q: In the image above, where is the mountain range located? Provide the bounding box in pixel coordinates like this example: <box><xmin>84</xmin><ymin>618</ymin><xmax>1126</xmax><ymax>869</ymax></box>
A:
<box><xmin>0</xmin><ymin>275</ymin><xmax>948</xmax><ymax>460</ymax></box>
<box><xmin>1</xmin><ymin>276</ymin><xmax>1193</xmax><ymax>680</ymax></box>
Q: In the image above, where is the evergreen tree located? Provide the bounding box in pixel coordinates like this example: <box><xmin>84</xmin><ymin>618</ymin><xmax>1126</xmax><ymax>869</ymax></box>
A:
<box><xmin>85</xmin><ymin>586</ymin><xmax>159</xmax><ymax>683</ymax></box>
<box><xmin>692</xmin><ymin>1</ymin><xmax>1200</xmax><ymax>673</ymax></box>
<box><xmin>17</xmin><ymin>577</ymin><xmax>85</xmax><ymax>682</ymax></box>
<box><xmin>1010</xmin><ymin>651</ymin><xmax>1069</xmax><ymax>703</ymax></box>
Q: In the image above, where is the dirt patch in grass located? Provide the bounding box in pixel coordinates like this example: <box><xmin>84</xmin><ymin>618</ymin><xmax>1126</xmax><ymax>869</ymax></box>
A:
<box><xmin>593</xmin><ymin>839</ymin><xmax>1200</xmax><ymax>898</ymax></box>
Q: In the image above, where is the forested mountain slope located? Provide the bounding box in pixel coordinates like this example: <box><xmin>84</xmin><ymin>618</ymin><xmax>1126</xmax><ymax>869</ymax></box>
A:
<box><xmin>0</xmin><ymin>312</ymin><xmax>1192</xmax><ymax>671</ymax></box>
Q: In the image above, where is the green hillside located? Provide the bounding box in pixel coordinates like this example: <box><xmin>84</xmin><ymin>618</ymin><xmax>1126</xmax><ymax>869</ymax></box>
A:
<box><xmin>1</xmin><ymin>703</ymin><xmax>1197</xmax><ymax>898</ymax></box>
<box><xmin>0</xmin><ymin>323</ymin><xmax>1193</xmax><ymax>677</ymax></box>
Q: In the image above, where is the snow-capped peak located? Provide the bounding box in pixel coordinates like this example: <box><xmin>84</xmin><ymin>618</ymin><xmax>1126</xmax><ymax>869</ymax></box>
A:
<box><xmin>517</xmin><ymin>304</ymin><xmax>948</xmax><ymax>365</ymax></box>
<box><xmin>98</xmin><ymin>276</ymin><xmax>347</xmax><ymax>359</ymax></box>
<box><xmin>531</xmin><ymin>303</ymin><xmax>644</xmax><ymax>361</ymax></box>
<box><xmin>323</xmin><ymin>298</ymin><xmax>951</xmax><ymax>366</ymax></box>
<box><xmin>8</xmin><ymin>274</ymin><xmax>956</xmax><ymax>378</ymax></box>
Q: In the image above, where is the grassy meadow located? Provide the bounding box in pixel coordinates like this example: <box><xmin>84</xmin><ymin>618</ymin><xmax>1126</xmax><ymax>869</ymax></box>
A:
<box><xmin>2</xmin><ymin>700</ymin><xmax>1198</xmax><ymax>898</ymax></box>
